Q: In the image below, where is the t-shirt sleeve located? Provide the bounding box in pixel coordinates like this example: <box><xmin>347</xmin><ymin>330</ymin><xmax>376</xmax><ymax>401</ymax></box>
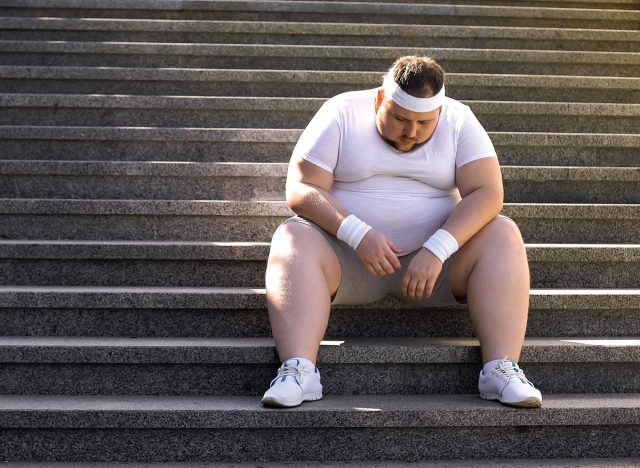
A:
<box><xmin>455</xmin><ymin>108</ymin><xmax>497</xmax><ymax>168</ymax></box>
<box><xmin>291</xmin><ymin>99</ymin><xmax>341</xmax><ymax>174</ymax></box>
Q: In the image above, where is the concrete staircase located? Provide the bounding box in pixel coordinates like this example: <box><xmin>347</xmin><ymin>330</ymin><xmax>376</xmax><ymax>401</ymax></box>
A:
<box><xmin>0</xmin><ymin>0</ymin><xmax>639</xmax><ymax>464</ymax></box>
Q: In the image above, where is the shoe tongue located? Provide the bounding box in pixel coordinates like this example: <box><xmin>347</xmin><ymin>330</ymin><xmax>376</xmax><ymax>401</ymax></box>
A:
<box><xmin>283</xmin><ymin>358</ymin><xmax>300</xmax><ymax>368</ymax></box>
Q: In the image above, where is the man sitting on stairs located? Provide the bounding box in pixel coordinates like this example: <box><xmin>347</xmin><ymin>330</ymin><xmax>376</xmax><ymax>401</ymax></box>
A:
<box><xmin>261</xmin><ymin>55</ymin><xmax>542</xmax><ymax>409</ymax></box>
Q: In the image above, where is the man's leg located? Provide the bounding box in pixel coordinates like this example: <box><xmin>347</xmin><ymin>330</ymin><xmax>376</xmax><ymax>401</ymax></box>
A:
<box><xmin>265</xmin><ymin>220</ymin><xmax>341</xmax><ymax>364</ymax></box>
<box><xmin>450</xmin><ymin>216</ymin><xmax>530</xmax><ymax>364</ymax></box>
<box><xmin>449</xmin><ymin>216</ymin><xmax>541</xmax><ymax>407</ymax></box>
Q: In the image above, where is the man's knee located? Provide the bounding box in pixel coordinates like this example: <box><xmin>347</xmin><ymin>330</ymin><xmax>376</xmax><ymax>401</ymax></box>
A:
<box><xmin>268</xmin><ymin>221</ymin><xmax>341</xmax><ymax>284</ymax></box>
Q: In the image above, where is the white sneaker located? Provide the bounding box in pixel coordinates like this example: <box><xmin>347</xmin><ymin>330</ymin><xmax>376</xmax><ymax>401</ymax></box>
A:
<box><xmin>261</xmin><ymin>358</ymin><xmax>323</xmax><ymax>408</ymax></box>
<box><xmin>478</xmin><ymin>358</ymin><xmax>542</xmax><ymax>408</ymax></box>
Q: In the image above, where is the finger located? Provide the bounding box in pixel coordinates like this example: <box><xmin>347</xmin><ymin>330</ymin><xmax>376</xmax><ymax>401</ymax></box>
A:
<box><xmin>378</xmin><ymin>257</ymin><xmax>396</xmax><ymax>275</ymax></box>
<box><xmin>407</xmin><ymin>276</ymin><xmax>419</xmax><ymax>300</ymax></box>
<box><xmin>385</xmin><ymin>250</ymin><xmax>402</xmax><ymax>270</ymax></box>
<box><xmin>365</xmin><ymin>263</ymin><xmax>379</xmax><ymax>276</ymax></box>
<box><xmin>370</xmin><ymin>261</ymin><xmax>386</xmax><ymax>276</ymax></box>
<box><xmin>424</xmin><ymin>277</ymin><xmax>435</xmax><ymax>298</ymax></box>
<box><xmin>414</xmin><ymin>278</ymin><xmax>427</xmax><ymax>300</ymax></box>
<box><xmin>401</xmin><ymin>273</ymin><xmax>410</xmax><ymax>296</ymax></box>
<box><xmin>387</xmin><ymin>239</ymin><xmax>403</xmax><ymax>254</ymax></box>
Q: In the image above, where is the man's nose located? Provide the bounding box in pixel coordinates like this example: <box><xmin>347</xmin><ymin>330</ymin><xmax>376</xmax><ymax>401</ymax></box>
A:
<box><xmin>404</xmin><ymin>122</ymin><xmax>417</xmax><ymax>138</ymax></box>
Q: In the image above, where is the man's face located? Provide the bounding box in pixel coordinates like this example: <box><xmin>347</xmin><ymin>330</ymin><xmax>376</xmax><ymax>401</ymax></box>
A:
<box><xmin>375</xmin><ymin>91</ymin><xmax>441</xmax><ymax>152</ymax></box>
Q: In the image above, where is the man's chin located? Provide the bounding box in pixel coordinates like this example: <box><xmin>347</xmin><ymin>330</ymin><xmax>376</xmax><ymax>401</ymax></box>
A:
<box><xmin>395</xmin><ymin>139</ymin><xmax>418</xmax><ymax>151</ymax></box>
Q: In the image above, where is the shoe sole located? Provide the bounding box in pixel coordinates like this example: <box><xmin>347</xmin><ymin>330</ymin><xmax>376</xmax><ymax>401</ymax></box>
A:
<box><xmin>261</xmin><ymin>392</ymin><xmax>323</xmax><ymax>408</ymax></box>
<box><xmin>480</xmin><ymin>393</ymin><xmax>542</xmax><ymax>408</ymax></box>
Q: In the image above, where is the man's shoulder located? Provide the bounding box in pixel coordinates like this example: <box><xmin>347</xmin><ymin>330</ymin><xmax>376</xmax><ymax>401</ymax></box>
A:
<box><xmin>442</xmin><ymin>96</ymin><xmax>472</xmax><ymax>114</ymax></box>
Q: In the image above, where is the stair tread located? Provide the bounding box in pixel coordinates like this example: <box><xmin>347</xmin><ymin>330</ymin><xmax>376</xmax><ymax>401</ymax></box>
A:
<box><xmin>1</xmin><ymin>41</ymin><xmax>639</xmax><ymax>65</ymax></box>
<box><xmin>0</xmin><ymin>393</ymin><xmax>637</xmax><ymax>428</ymax></box>
<box><xmin>2</xmin><ymin>66</ymin><xmax>639</xmax><ymax>89</ymax></box>
<box><xmin>0</xmin><ymin>198</ymin><xmax>637</xmax><ymax>218</ymax></box>
<box><xmin>1</xmin><ymin>17</ymin><xmax>637</xmax><ymax>41</ymax></box>
<box><xmin>0</xmin><ymin>239</ymin><xmax>638</xmax><ymax>261</ymax></box>
<box><xmin>1</xmin><ymin>126</ymin><xmax>637</xmax><ymax>147</ymax></box>
<box><xmin>0</xmin><ymin>335</ymin><xmax>638</xmax><ymax>363</ymax></box>
<box><xmin>1</xmin><ymin>161</ymin><xmax>639</xmax><ymax>181</ymax></box>
<box><xmin>0</xmin><ymin>285</ymin><xmax>636</xmax><ymax>309</ymax></box>
<box><xmin>2</xmin><ymin>94</ymin><xmax>639</xmax><ymax>115</ymax></box>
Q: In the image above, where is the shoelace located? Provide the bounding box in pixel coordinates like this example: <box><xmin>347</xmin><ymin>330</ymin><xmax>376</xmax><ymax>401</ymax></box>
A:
<box><xmin>275</xmin><ymin>364</ymin><xmax>309</xmax><ymax>384</ymax></box>
<box><xmin>495</xmin><ymin>360</ymin><xmax>535</xmax><ymax>386</ymax></box>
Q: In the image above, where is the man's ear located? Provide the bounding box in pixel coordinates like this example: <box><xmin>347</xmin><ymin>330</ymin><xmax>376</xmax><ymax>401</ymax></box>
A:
<box><xmin>375</xmin><ymin>88</ymin><xmax>384</xmax><ymax>112</ymax></box>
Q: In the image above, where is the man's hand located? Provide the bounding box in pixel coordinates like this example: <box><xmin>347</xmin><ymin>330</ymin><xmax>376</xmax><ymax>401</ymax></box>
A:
<box><xmin>402</xmin><ymin>248</ymin><xmax>443</xmax><ymax>301</ymax></box>
<box><xmin>355</xmin><ymin>229</ymin><xmax>402</xmax><ymax>275</ymax></box>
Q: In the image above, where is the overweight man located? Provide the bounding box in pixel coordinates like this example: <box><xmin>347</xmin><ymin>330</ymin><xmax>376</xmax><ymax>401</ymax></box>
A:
<box><xmin>261</xmin><ymin>56</ymin><xmax>542</xmax><ymax>408</ymax></box>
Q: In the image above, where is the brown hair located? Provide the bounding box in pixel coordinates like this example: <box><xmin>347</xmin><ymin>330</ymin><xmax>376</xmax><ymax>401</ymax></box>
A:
<box><xmin>387</xmin><ymin>56</ymin><xmax>445</xmax><ymax>98</ymax></box>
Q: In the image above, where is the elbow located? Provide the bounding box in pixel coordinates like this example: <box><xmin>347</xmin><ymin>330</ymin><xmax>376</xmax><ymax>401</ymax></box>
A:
<box><xmin>285</xmin><ymin>183</ymin><xmax>306</xmax><ymax>214</ymax></box>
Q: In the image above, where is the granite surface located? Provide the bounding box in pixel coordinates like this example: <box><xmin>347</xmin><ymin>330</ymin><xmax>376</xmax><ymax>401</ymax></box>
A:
<box><xmin>4</xmin><ymin>460</ymin><xmax>640</xmax><ymax>467</ymax></box>
<box><xmin>0</xmin><ymin>296</ymin><xmax>640</xmax><ymax>341</ymax></box>
<box><xmin>0</xmin><ymin>393</ymin><xmax>639</xmax><ymax>428</ymax></box>
<box><xmin>0</xmin><ymin>336</ymin><xmax>639</xmax><ymax>364</ymax></box>
<box><xmin>2</xmin><ymin>165</ymin><xmax>639</xmax><ymax>202</ymax></box>
<box><xmin>3</xmin><ymin>41</ymin><xmax>637</xmax><ymax>67</ymax></box>
<box><xmin>2</xmin><ymin>96</ymin><xmax>638</xmax><ymax>132</ymax></box>
<box><xmin>1</xmin><ymin>361</ymin><xmax>640</xmax><ymax>395</ymax></box>
<box><xmin>0</xmin><ymin>425</ymin><xmax>638</xmax><ymax>461</ymax></box>
<box><xmin>0</xmin><ymin>286</ymin><xmax>637</xmax><ymax>310</ymax></box>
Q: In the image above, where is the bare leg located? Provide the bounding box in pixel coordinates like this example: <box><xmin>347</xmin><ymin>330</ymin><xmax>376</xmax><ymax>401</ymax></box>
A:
<box><xmin>450</xmin><ymin>217</ymin><xmax>530</xmax><ymax>364</ymax></box>
<box><xmin>265</xmin><ymin>222</ymin><xmax>341</xmax><ymax>364</ymax></box>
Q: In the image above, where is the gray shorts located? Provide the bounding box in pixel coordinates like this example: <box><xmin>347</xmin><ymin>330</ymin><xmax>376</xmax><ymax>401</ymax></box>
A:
<box><xmin>279</xmin><ymin>216</ymin><xmax>467</xmax><ymax>307</ymax></box>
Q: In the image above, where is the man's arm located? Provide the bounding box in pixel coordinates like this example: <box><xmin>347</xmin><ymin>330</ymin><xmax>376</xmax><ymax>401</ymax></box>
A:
<box><xmin>286</xmin><ymin>157</ymin><xmax>347</xmax><ymax>235</ymax></box>
<box><xmin>286</xmin><ymin>157</ymin><xmax>402</xmax><ymax>275</ymax></box>
<box><xmin>441</xmin><ymin>156</ymin><xmax>504</xmax><ymax>247</ymax></box>
<box><xmin>402</xmin><ymin>156</ymin><xmax>503</xmax><ymax>299</ymax></box>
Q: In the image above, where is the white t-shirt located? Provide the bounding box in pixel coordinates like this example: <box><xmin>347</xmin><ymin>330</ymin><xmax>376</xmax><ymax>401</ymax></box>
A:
<box><xmin>292</xmin><ymin>88</ymin><xmax>497</xmax><ymax>254</ymax></box>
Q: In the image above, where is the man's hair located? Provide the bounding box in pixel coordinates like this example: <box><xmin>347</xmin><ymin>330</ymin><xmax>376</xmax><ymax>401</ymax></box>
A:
<box><xmin>387</xmin><ymin>56</ymin><xmax>445</xmax><ymax>98</ymax></box>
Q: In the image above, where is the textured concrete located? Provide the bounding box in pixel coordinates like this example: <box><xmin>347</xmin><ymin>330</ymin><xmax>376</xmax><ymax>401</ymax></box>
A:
<box><xmin>1</xmin><ymin>361</ymin><xmax>639</xmax><ymax>395</ymax></box>
<box><xmin>2</xmin><ymin>94</ymin><xmax>639</xmax><ymax>132</ymax></box>
<box><xmin>0</xmin><ymin>241</ymin><xmax>638</xmax><ymax>288</ymax></box>
<box><xmin>0</xmin><ymin>199</ymin><xmax>636</xmax><ymax>243</ymax></box>
<box><xmin>1</xmin><ymin>161</ymin><xmax>639</xmax><ymax>202</ymax></box>
<box><xmin>2</xmin><ymin>41</ymin><xmax>639</xmax><ymax>76</ymax></box>
<box><xmin>2</xmin><ymin>0</ymin><xmax>640</xmax><ymax>29</ymax></box>
<box><xmin>0</xmin><ymin>127</ymin><xmax>637</xmax><ymax>166</ymax></box>
<box><xmin>5</xmin><ymin>460</ymin><xmax>640</xmax><ymax>467</ymax></box>
<box><xmin>0</xmin><ymin>286</ymin><xmax>637</xmax><ymax>310</ymax></box>
<box><xmin>0</xmin><ymin>425</ymin><xmax>638</xmax><ymax>461</ymax></box>
<box><xmin>1</xmin><ymin>336</ymin><xmax>639</xmax><ymax>364</ymax></box>
<box><xmin>0</xmin><ymin>393</ymin><xmax>638</xmax><ymax>427</ymax></box>
<box><xmin>1</xmin><ymin>67</ymin><xmax>638</xmax><ymax>102</ymax></box>
<box><xmin>2</xmin><ymin>304</ymin><xmax>639</xmax><ymax>339</ymax></box>
<box><xmin>1</xmin><ymin>17</ymin><xmax>637</xmax><ymax>51</ymax></box>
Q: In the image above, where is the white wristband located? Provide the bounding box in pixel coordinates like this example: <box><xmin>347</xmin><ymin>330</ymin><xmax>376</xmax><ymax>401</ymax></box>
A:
<box><xmin>337</xmin><ymin>214</ymin><xmax>372</xmax><ymax>251</ymax></box>
<box><xmin>423</xmin><ymin>229</ymin><xmax>459</xmax><ymax>263</ymax></box>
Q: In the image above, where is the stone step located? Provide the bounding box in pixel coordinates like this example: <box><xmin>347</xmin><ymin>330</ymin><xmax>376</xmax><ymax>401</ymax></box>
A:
<box><xmin>1</xmin><ymin>18</ymin><xmax>636</xmax><ymax>51</ymax></box>
<box><xmin>2</xmin><ymin>41</ymin><xmax>639</xmax><ymax>77</ymax></box>
<box><xmin>1</xmin><ymin>240</ymin><xmax>638</xmax><ymax>289</ymax></box>
<box><xmin>0</xmin><ymin>394</ymin><xmax>638</xmax><ymax>461</ymax></box>
<box><xmin>0</xmin><ymin>199</ymin><xmax>637</xmax><ymax>243</ymax></box>
<box><xmin>3</xmin><ymin>461</ymin><xmax>640</xmax><ymax>468</ymax></box>
<box><xmin>1</xmin><ymin>0</ymin><xmax>638</xmax><ymax>29</ymax></box>
<box><xmin>1</xmin><ymin>67</ymin><xmax>638</xmax><ymax>102</ymax></box>
<box><xmin>2</xmin><ymin>95</ymin><xmax>639</xmax><ymax>133</ymax></box>
<box><xmin>0</xmin><ymin>286</ymin><xmax>636</xmax><ymax>338</ymax></box>
<box><xmin>3</xmin><ymin>0</ymin><xmax>638</xmax><ymax>12</ymax></box>
<box><xmin>0</xmin><ymin>336</ymin><xmax>638</xmax><ymax>395</ymax></box>
<box><xmin>0</xmin><ymin>127</ymin><xmax>637</xmax><ymax>167</ymax></box>
<box><xmin>1</xmin><ymin>161</ymin><xmax>638</xmax><ymax>204</ymax></box>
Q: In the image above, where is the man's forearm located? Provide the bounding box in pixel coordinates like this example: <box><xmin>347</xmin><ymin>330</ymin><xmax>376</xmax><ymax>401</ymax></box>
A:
<box><xmin>440</xmin><ymin>186</ymin><xmax>503</xmax><ymax>247</ymax></box>
<box><xmin>286</xmin><ymin>182</ymin><xmax>349</xmax><ymax>236</ymax></box>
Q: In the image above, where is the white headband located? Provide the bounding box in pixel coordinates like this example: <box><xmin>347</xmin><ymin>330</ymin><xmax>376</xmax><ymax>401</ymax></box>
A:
<box><xmin>382</xmin><ymin>73</ymin><xmax>445</xmax><ymax>112</ymax></box>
